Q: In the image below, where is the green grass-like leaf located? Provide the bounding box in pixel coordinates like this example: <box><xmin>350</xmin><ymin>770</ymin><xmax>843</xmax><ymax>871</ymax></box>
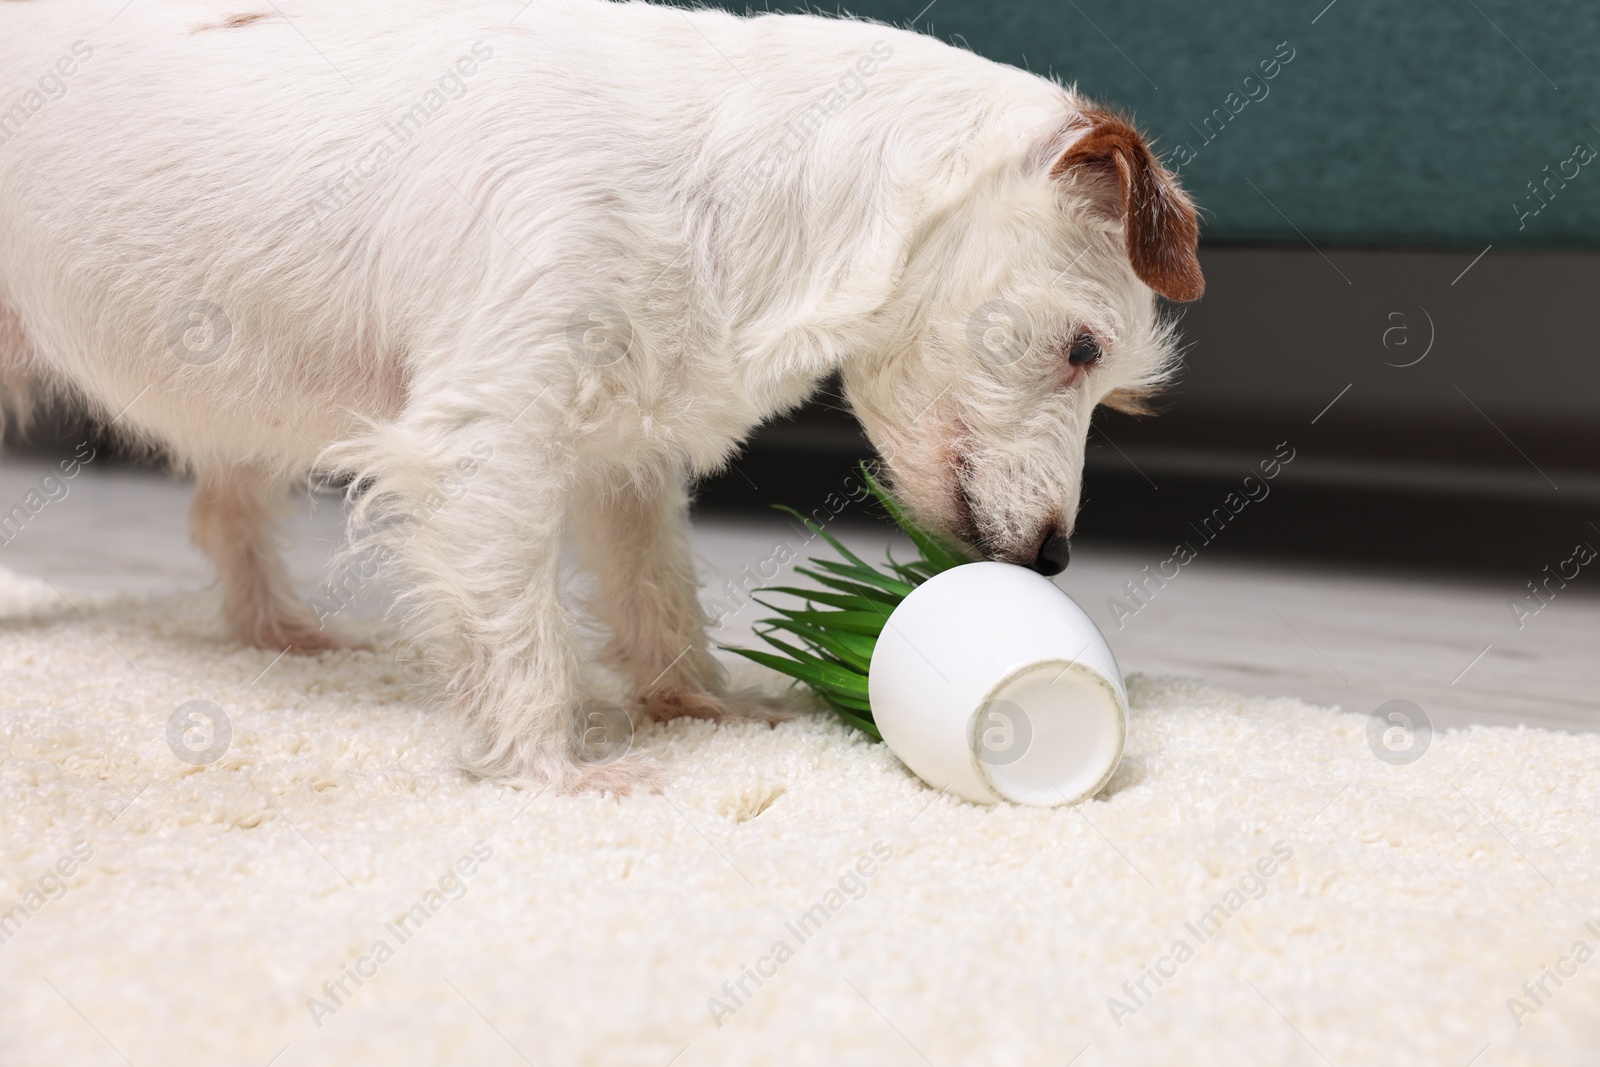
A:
<box><xmin>791</xmin><ymin>567</ymin><xmax>901</xmax><ymax>605</ymax></box>
<box><xmin>753</xmin><ymin>601</ymin><xmax>890</xmax><ymax>638</ymax></box>
<box><xmin>827</xmin><ymin>701</ymin><xmax>883</xmax><ymax>740</ymax></box>
<box><xmin>759</xmin><ymin>619</ymin><xmax>876</xmax><ymax>673</ymax></box>
<box><xmin>861</xmin><ymin>465</ymin><xmax>972</xmax><ymax>574</ymax></box>
<box><xmin>720</xmin><ymin>462</ymin><xmax>974</xmax><ymax>738</ymax></box>
<box><xmin>764</xmin><ymin>587</ymin><xmax>892</xmax><ymax>612</ymax></box>
<box><xmin>806</xmin><ymin>558</ymin><xmax>917</xmax><ymax>599</ymax></box>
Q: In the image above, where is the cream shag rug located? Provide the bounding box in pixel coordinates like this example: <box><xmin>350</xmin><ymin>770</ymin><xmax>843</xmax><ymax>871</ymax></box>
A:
<box><xmin>1</xmin><ymin>566</ymin><xmax>1598</xmax><ymax>1067</ymax></box>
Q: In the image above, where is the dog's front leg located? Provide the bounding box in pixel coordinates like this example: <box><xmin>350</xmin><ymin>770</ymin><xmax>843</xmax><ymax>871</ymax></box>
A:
<box><xmin>365</xmin><ymin>424</ymin><xmax>655</xmax><ymax>794</ymax></box>
<box><xmin>573</xmin><ymin>472</ymin><xmax>788</xmax><ymax>725</ymax></box>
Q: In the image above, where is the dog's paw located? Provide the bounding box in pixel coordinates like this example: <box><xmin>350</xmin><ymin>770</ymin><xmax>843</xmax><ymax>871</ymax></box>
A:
<box><xmin>497</xmin><ymin>751</ymin><xmax>662</xmax><ymax>797</ymax></box>
<box><xmin>642</xmin><ymin>685</ymin><xmax>793</xmax><ymax>725</ymax></box>
<box><xmin>239</xmin><ymin>618</ymin><xmax>372</xmax><ymax>656</ymax></box>
<box><xmin>471</xmin><ymin>717</ymin><xmax>661</xmax><ymax>797</ymax></box>
<box><xmin>565</xmin><ymin>751</ymin><xmax>663</xmax><ymax>796</ymax></box>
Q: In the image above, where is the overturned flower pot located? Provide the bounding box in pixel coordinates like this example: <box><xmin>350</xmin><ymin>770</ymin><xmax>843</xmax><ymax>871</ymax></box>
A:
<box><xmin>725</xmin><ymin>466</ymin><xmax>1125</xmax><ymax>807</ymax></box>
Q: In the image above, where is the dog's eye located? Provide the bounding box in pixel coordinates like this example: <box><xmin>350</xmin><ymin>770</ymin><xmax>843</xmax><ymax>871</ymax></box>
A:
<box><xmin>1067</xmin><ymin>335</ymin><xmax>1103</xmax><ymax>366</ymax></box>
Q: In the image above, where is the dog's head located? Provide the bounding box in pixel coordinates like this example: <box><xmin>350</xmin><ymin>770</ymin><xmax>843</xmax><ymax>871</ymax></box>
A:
<box><xmin>842</xmin><ymin>103</ymin><xmax>1202</xmax><ymax>574</ymax></box>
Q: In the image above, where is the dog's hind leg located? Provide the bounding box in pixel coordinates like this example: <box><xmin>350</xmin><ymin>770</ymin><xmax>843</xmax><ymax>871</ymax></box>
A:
<box><xmin>572</xmin><ymin>470</ymin><xmax>789</xmax><ymax>725</ymax></box>
<box><xmin>189</xmin><ymin>466</ymin><xmax>356</xmax><ymax>654</ymax></box>
<box><xmin>0</xmin><ymin>295</ymin><xmax>42</xmax><ymax>440</ymax></box>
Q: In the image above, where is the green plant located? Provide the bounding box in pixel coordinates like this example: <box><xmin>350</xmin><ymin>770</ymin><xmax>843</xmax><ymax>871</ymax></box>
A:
<box><xmin>720</xmin><ymin>463</ymin><xmax>973</xmax><ymax>739</ymax></box>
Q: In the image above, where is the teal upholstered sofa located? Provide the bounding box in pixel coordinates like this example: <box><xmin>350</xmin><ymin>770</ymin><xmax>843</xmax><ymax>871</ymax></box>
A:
<box><xmin>702</xmin><ymin>0</ymin><xmax>1600</xmax><ymax>248</ymax></box>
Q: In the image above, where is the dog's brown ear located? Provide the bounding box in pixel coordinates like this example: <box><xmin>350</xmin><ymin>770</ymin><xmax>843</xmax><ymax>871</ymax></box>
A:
<box><xmin>1051</xmin><ymin>111</ymin><xmax>1204</xmax><ymax>302</ymax></box>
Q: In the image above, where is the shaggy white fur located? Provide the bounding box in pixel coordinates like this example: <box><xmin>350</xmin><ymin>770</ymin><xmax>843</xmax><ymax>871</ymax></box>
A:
<box><xmin>1</xmin><ymin>567</ymin><xmax>1596</xmax><ymax>1066</ymax></box>
<box><xmin>0</xmin><ymin>0</ymin><xmax>1202</xmax><ymax>790</ymax></box>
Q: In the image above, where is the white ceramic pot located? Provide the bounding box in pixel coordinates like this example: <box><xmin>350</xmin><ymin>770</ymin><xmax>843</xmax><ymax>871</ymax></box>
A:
<box><xmin>867</xmin><ymin>561</ymin><xmax>1126</xmax><ymax>806</ymax></box>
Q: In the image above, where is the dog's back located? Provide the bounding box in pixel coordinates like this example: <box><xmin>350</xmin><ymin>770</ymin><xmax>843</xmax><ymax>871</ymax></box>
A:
<box><xmin>2</xmin><ymin>0</ymin><xmax>541</xmax><ymax>467</ymax></box>
<box><xmin>0</xmin><ymin>0</ymin><xmax>1051</xmax><ymax>471</ymax></box>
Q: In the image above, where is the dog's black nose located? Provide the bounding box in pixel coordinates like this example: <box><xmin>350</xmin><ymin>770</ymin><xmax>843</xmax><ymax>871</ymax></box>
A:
<box><xmin>1029</xmin><ymin>531</ymin><xmax>1071</xmax><ymax>576</ymax></box>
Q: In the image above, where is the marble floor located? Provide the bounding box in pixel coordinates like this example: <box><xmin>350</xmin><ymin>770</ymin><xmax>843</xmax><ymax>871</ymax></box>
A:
<box><xmin>1</xmin><ymin>456</ymin><xmax>1595</xmax><ymax>735</ymax></box>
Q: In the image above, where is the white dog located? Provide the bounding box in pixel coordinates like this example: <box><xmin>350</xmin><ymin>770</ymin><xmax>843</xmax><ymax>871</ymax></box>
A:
<box><xmin>0</xmin><ymin>0</ymin><xmax>1201</xmax><ymax>791</ymax></box>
